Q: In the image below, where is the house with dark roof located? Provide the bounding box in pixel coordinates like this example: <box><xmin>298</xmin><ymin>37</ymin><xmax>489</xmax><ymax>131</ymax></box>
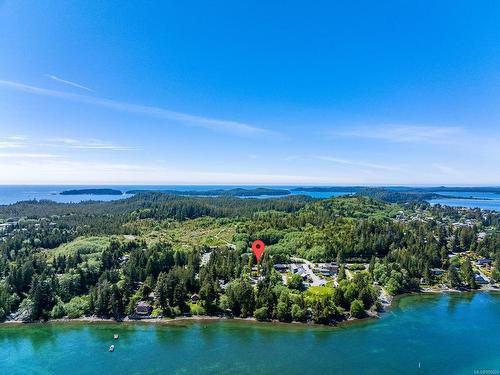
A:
<box><xmin>134</xmin><ymin>301</ymin><xmax>153</xmax><ymax>316</ymax></box>
<box><xmin>474</xmin><ymin>274</ymin><xmax>489</xmax><ymax>284</ymax></box>
<box><xmin>273</xmin><ymin>264</ymin><xmax>289</xmax><ymax>272</ymax></box>
<box><xmin>476</xmin><ymin>258</ymin><xmax>492</xmax><ymax>266</ymax></box>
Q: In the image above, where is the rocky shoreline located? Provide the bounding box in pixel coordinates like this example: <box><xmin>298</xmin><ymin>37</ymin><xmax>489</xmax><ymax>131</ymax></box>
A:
<box><xmin>4</xmin><ymin>287</ymin><xmax>497</xmax><ymax>328</ymax></box>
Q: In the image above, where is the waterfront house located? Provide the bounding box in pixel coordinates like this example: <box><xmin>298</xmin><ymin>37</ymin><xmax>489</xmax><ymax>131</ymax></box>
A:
<box><xmin>135</xmin><ymin>301</ymin><xmax>153</xmax><ymax>316</ymax></box>
<box><xmin>474</xmin><ymin>274</ymin><xmax>488</xmax><ymax>284</ymax></box>
<box><xmin>430</xmin><ymin>268</ymin><xmax>444</xmax><ymax>276</ymax></box>
<box><xmin>191</xmin><ymin>293</ymin><xmax>200</xmax><ymax>304</ymax></box>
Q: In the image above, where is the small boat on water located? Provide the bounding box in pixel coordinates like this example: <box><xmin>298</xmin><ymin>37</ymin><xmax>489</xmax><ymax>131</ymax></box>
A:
<box><xmin>109</xmin><ymin>345</ymin><xmax>115</xmax><ymax>352</ymax></box>
<box><xmin>114</xmin><ymin>334</ymin><xmax>119</xmax><ymax>340</ymax></box>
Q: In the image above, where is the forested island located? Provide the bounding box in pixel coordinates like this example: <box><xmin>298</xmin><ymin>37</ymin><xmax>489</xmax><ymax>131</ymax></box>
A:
<box><xmin>295</xmin><ymin>186</ymin><xmax>495</xmax><ymax>203</ymax></box>
<box><xmin>60</xmin><ymin>189</ymin><xmax>123</xmax><ymax>196</ymax></box>
<box><xmin>293</xmin><ymin>186</ymin><xmax>500</xmax><ymax>193</ymax></box>
<box><xmin>0</xmin><ymin>192</ymin><xmax>498</xmax><ymax>325</ymax></box>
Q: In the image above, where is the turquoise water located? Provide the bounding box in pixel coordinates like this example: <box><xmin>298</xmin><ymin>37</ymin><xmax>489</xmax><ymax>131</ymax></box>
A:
<box><xmin>0</xmin><ymin>293</ymin><xmax>499</xmax><ymax>374</ymax></box>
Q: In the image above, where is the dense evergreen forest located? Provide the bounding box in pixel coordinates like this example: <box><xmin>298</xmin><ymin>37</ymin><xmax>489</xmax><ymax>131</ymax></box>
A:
<box><xmin>0</xmin><ymin>193</ymin><xmax>498</xmax><ymax>324</ymax></box>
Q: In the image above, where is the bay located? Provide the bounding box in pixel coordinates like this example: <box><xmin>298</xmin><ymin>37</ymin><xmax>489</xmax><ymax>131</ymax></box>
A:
<box><xmin>0</xmin><ymin>293</ymin><xmax>499</xmax><ymax>375</ymax></box>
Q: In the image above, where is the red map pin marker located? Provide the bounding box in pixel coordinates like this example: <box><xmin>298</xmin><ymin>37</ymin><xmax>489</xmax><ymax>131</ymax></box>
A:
<box><xmin>252</xmin><ymin>240</ymin><xmax>265</xmax><ymax>263</ymax></box>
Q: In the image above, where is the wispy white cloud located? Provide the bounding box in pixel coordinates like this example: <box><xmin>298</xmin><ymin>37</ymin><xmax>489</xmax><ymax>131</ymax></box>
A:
<box><xmin>333</xmin><ymin>125</ymin><xmax>464</xmax><ymax>144</ymax></box>
<box><xmin>0</xmin><ymin>80</ymin><xmax>273</xmax><ymax>137</ymax></box>
<box><xmin>46</xmin><ymin>137</ymin><xmax>137</xmax><ymax>151</ymax></box>
<box><xmin>0</xmin><ymin>137</ymin><xmax>27</xmax><ymax>149</ymax></box>
<box><xmin>316</xmin><ymin>156</ymin><xmax>399</xmax><ymax>171</ymax></box>
<box><xmin>46</xmin><ymin>74</ymin><xmax>94</xmax><ymax>92</ymax></box>
<box><xmin>0</xmin><ymin>152</ymin><xmax>60</xmax><ymax>158</ymax></box>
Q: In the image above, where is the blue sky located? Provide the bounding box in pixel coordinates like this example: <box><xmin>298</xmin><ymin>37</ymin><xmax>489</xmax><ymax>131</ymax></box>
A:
<box><xmin>0</xmin><ymin>0</ymin><xmax>499</xmax><ymax>185</ymax></box>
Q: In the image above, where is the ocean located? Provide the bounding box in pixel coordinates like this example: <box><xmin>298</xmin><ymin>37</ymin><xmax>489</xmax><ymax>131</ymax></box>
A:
<box><xmin>0</xmin><ymin>185</ymin><xmax>499</xmax><ymax>211</ymax></box>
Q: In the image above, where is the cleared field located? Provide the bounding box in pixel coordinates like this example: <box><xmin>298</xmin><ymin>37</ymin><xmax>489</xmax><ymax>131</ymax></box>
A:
<box><xmin>139</xmin><ymin>217</ymin><xmax>237</xmax><ymax>251</ymax></box>
<box><xmin>50</xmin><ymin>236</ymin><xmax>111</xmax><ymax>260</ymax></box>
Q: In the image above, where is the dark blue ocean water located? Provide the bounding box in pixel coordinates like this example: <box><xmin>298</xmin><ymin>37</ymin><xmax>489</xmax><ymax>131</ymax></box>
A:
<box><xmin>0</xmin><ymin>185</ymin><xmax>498</xmax><ymax>211</ymax></box>
<box><xmin>0</xmin><ymin>185</ymin><xmax>351</xmax><ymax>205</ymax></box>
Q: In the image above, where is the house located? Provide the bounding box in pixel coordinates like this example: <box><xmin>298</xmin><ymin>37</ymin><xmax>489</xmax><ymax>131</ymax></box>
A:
<box><xmin>273</xmin><ymin>264</ymin><xmax>288</xmax><ymax>272</ymax></box>
<box><xmin>430</xmin><ymin>268</ymin><xmax>444</xmax><ymax>276</ymax></box>
<box><xmin>327</xmin><ymin>263</ymin><xmax>339</xmax><ymax>275</ymax></box>
<box><xmin>191</xmin><ymin>293</ymin><xmax>200</xmax><ymax>304</ymax></box>
<box><xmin>315</xmin><ymin>262</ymin><xmax>339</xmax><ymax>276</ymax></box>
<box><xmin>314</xmin><ymin>267</ymin><xmax>331</xmax><ymax>276</ymax></box>
<box><xmin>0</xmin><ymin>223</ymin><xmax>13</xmax><ymax>233</ymax></box>
<box><xmin>290</xmin><ymin>264</ymin><xmax>300</xmax><ymax>273</ymax></box>
<box><xmin>134</xmin><ymin>301</ymin><xmax>152</xmax><ymax>316</ymax></box>
<box><xmin>476</xmin><ymin>258</ymin><xmax>492</xmax><ymax>266</ymax></box>
<box><xmin>475</xmin><ymin>274</ymin><xmax>488</xmax><ymax>284</ymax></box>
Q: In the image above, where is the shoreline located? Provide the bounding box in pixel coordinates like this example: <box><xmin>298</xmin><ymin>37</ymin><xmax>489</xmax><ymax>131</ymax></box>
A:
<box><xmin>3</xmin><ymin>288</ymin><xmax>498</xmax><ymax>328</ymax></box>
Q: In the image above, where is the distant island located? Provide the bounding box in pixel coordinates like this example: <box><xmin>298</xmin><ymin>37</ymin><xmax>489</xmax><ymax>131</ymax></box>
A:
<box><xmin>60</xmin><ymin>189</ymin><xmax>123</xmax><ymax>196</ymax></box>
<box><xmin>292</xmin><ymin>186</ymin><xmax>496</xmax><ymax>203</ymax></box>
<box><xmin>293</xmin><ymin>186</ymin><xmax>500</xmax><ymax>194</ymax></box>
<box><xmin>126</xmin><ymin>187</ymin><xmax>291</xmax><ymax>197</ymax></box>
<box><xmin>292</xmin><ymin>187</ymin><xmax>361</xmax><ymax>193</ymax></box>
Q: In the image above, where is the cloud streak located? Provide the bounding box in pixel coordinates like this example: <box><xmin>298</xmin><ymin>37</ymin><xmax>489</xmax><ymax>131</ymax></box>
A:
<box><xmin>0</xmin><ymin>137</ymin><xmax>27</xmax><ymax>149</ymax></box>
<box><xmin>0</xmin><ymin>80</ymin><xmax>272</xmax><ymax>136</ymax></box>
<box><xmin>46</xmin><ymin>75</ymin><xmax>94</xmax><ymax>92</ymax></box>
<box><xmin>46</xmin><ymin>138</ymin><xmax>137</xmax><ymax>151</ymax></box>
<box><xmin>0</xmin><ymin>152</ymin><xmax>60</xmax><ymax>158</ymax></box>
<box><xmin>316</xmin><ymin>156</ymin><xmax>399</xmax><ymax>171</ymax></box>
<box><xmin>333</xmin><ymin>125</ymin><xmax>464</xmax><ymax>144</ymax></box>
